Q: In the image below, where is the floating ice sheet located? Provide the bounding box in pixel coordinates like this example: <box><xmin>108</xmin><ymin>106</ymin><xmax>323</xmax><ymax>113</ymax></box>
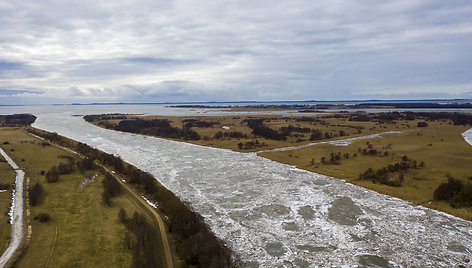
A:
<box><xmin>463</xmin><ymin>128</ymin><xmax>472</xmax><ymax>146</ymax></box>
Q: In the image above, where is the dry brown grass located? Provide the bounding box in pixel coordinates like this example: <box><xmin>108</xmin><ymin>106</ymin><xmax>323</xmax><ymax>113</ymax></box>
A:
<box><xmin>92</xmin><ymin>113</ymin><xmax>411</xmax><ymax>152</ymax></box>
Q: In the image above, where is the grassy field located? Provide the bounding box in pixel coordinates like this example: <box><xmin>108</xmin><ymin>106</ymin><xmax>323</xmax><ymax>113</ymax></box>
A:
<box><xmin>91</xmin><ymin>113</ymin><xmax>411</xmax><ymax>152</ymax></box>
<box><xmin>260</xmin><ymin>122</ymin><xmax>472</xmax><ymax>220</ymax></box>
<box><xmin>0</xmin><ymin>127</ymin><xmax>160</xmax><ymax>267</ymax></box>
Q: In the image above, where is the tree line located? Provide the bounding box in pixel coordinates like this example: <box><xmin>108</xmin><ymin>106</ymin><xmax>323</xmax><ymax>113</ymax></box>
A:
<box><xmin>358</xmin><ymin>156</ymin><xmax>424</xmax><ymax>187</ymax></box>
<box><xmin>245</xmin><ymin>119</ymin><xmax>287</xmax><ymax>140</ymax></box>
<box><xmin>43</xmin><ymin>156</ymin><xmax>75</xmax><ymax>183</ymax></box>
<box><xmin>118</xmin><ymin>210</ymin><xmax>163</xmax><ymax>267</ymax></box>
<box><xmin>182</xmin><ymin>119</ymin><xmax>219</xmax><ymax>128</ymax></box>
<box><xmin>237</xmin><ymin>140</ymin><xmax>266</xmax><ymax>150</ymax></box>
<box><xmin>102</xmin><ymin>172</ymin><xmax>121</xmax><ymax>206</ymax></box>
<box><xmin>213</xmin><ymin>131</ymin><xmax>248</xmax><ymax>139</ymax></box>
<box><xmin>92</xmin><ymin>117</ymin><xmax>201</xmax><ymax>141</ymax></box>
<box><xmin>83</xmin><ymin>114</ymin><xmax>128</xmax><ymax>122</ymax></box>
<box><xmin>345</xmin><ymin>111</ymin><xmax>472</xmax><ymax>125</ymax></box>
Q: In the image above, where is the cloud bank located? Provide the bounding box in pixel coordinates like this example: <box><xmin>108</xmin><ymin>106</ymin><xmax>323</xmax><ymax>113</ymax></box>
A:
<box><xmin>1</xmin><ymin>0</ymin><xmax>472</xmax><ymax>104</ymax></box>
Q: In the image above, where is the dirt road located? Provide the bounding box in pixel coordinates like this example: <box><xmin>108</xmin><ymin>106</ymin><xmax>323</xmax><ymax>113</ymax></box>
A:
<box><xmin>101</xmin><ymin>165</ymin><xmax>174</xmax><ymax>268</ymax></box>
<box><xmin>0</xmin><ymin>148</ymin><xmax>25</xmax><ymax>268</ymax></box>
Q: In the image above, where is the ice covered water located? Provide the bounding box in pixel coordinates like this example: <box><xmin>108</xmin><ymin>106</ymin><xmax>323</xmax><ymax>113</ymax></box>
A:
<box><xmin>463</xmin><ymin>128</ymin><xmax>472</xmax><ymax>146</ymax></box>
<box><xmin>33</xmin><ymin>113</ymin><xmax>472</xmax><ymax>267</ymax></box>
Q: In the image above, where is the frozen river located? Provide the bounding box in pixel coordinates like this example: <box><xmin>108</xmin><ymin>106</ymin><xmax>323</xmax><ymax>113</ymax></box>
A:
<box><xmin>25</xmin><ymin>109</ymin><xmax>472</xmax><ymax>267</ymax></box>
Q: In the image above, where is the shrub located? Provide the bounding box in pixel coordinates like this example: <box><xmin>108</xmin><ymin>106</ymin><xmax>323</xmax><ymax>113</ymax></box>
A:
<box><xmin>29</xmin><ymin>182</ymin><xmax>43</xmax><ymax>206</ymax></box>
<box><xmin>45</xmin><ymin>166</ymin><xmax>59</xmax><ymax>183</ymax></box>
<box><xmin>433</xmin><ymin>177</ymin><xmax>463</xmax><ymax>200</ymax></box>
<box><xmin>309</xmin><ymin>130</ymin><xmax>323</xmax><ymax>141</ymax></box>
<box><xmin>102</xmin><ymin>173</ymin><xmax>120</xmax><ymax>206</ymax></box>
<box><xmin>57</xmin><ymin>162</ymin><xmax>73</xmax><ymax>174</ymax></box>
<box><xmin>452</xmin><ymin>184</ymin><xmax>472</xmax><ymax>207</ymax></box>
<box><xmin>118</xmin><ymin>208</ymin><xmax>127</xmax><ymax>224</ymax></box>
<box><xmin>35</xmin><ymin>212</ymin><xmax>50</xmax><ymax>222</ymax></box>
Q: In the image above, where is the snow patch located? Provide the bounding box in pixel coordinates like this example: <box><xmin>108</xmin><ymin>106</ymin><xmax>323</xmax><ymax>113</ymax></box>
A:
<box><xmin>8</xmin><ymin>189</ymin><xmax>15</xmax><ymax>224</ymax></box>
<box><xmin>462</xmin><ymin>128</ymin><xmax>472</xmax><ymax>146</ymax></box>
<box><xmin>142</xmin><ymin>196</ymin><xmax>157</xmax><ymax>208</ymax></box>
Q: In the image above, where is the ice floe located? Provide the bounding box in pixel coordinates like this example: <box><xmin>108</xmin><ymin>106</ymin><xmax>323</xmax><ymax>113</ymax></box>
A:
<box><xmin>463</xmin><ymin>128</ymin><xmax>472</xmax><ymax>146</ymax></box>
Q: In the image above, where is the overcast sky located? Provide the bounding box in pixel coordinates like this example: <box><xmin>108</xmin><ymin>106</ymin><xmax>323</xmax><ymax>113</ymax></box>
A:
<box><xmin>1</xmin><ymin>0</ymin><xmax>472</xmax><ymax>104</ymax></box>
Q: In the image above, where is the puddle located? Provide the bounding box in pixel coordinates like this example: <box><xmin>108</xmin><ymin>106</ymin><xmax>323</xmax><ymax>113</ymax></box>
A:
<box><xmin>254</xmin><ymin>204</ymin><xmax>291</xmax><ymax>216</ymax></box>
<box><xmin>282</xmin><ymin>221</ymin><xmax>299</xmax><ymax>231</ymax></box>
<box><xmin>358</xmin><ymin>254</ymin><xmax>394</xmax><ymax>268</ymax></box>
<box><xmin>298</xmin><ymin>205</ymin><xmax>315</xmax><ymax>220</ymax></box>
<box><xmin>448</xmin><ymin>242</ymin><xmax>469</xmax><ymax>254</ymax></box>
<box><xmin>265</xmin><ymin>242</ymin><xmax>286</xmax><ymax>257</ymax></box>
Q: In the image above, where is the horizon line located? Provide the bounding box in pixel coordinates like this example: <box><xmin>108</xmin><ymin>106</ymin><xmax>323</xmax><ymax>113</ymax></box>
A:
<box><xmin>2</xmin><ymin>98</ymin><xmax>472</xmax><ymax>107</ymax></box>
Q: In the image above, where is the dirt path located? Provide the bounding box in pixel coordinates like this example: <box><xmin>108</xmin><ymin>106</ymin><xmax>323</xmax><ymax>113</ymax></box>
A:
<box><xmin>28</xmin><ymin>133</ymin><xmax>174</xmax><ymax>268</ymax></box>
<box><xmin>101</xmin><ymin>165</ymin><xmax>174</xmax><ymax>268</ymax></box>
<box><xmin>257</xmin><ymin>131</ymin><xmax>403</xmax><ymax>153</ymax></box>
<box><xmin>0</xmin><ymin>148</ymin><xmax>25</xmax><ymax>268</ymax></box>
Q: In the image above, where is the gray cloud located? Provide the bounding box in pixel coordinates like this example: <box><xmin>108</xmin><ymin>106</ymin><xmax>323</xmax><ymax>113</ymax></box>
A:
<box><xmin>0</xmin><ymin>89</ymin><xmax>42</xmax><ymax>96</ymax></box>
<box><xmin>1</xmin><ymin>0</ymin><xmax>472</xmax><ymax>104</ymax></box>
